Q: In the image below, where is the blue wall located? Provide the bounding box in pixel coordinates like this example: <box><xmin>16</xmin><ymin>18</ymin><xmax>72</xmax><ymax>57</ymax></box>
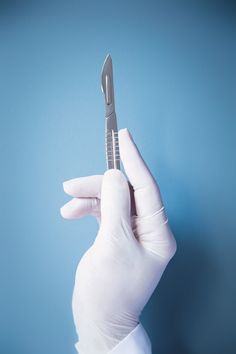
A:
<box><xmin>1</xmin><ymin>1</ymin><xmax>235</xmax><ymax>353</ymax></box>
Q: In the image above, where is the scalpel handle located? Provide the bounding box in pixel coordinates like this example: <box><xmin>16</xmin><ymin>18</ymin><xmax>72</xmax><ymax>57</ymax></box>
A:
<box><xmin>105</xmin><ymin>113</ymin><xmax>120</xmax><ymax>170</ymax></box>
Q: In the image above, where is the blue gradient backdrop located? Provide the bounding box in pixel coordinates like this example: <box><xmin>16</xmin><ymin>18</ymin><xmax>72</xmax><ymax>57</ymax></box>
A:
<box><xmin>1</xmin><ymin>1</ymin><xmax>235</xmax><ymax>353</ymax></box>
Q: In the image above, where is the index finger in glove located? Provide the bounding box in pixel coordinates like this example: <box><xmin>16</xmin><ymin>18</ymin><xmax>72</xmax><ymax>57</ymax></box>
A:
<box><xmin>119</xmin><ymin>128</ymin><xmax>163</xmax><ymax>218</ymax></box>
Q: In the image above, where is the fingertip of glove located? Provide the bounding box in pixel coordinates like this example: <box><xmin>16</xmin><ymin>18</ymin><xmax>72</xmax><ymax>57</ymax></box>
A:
<box><xmin>119</xmin><ymin>128</ymin><xmax>132</xmax><ymax>140</ymax></box>
<box><xmin>104</xmin><ymin>168</ymin><xmax>124</xmax><ymax>178</ymax></box>
<box><xmin>60</xmin><ymin>206</ymin><xmax>67</xmax><ymax>219</ymax></box>
<box><xmin>119</xmin><ymin>127</ymin><xmax>129</xmax><ymax>134</ymax></box>
<box><xmin>63</xmin><ymin>179</ymin><xmax>76</xmax><ymax>195</ymax></box>
<box><xmin>63</xmin><ymin>180</ymin><xmax>70</xmax><ymax>193</ymax></box>
<box><xmin>60</xmin><ymin>199</ymin><xmax>75</xmax><ymax>219</ymax></box>
<box><xmin>103</xmin><ymin>169</ymin><xmax>127</xmax><ymax>188</ymax></box>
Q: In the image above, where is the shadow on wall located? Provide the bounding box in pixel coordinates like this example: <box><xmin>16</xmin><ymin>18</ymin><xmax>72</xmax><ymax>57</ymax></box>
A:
<box><xmin>139</xmin><ymin>165</ymin><xmax>224</xmax><ymax>354</ymax></box>
<box><xmin>142</xmin><ymin>230</ymin><xmax>218</xmax><ymax>354</ymax></box>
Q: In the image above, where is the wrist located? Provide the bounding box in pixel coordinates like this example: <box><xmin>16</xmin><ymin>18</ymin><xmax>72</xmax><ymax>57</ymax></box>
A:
<box><xmin>110</xmin><ymin>323</ymin><xmax>152</xmax><ymax>354</ymax></box>
<box><xmin>74</xmin><ymin>316</ymin><xmax>138</xmax><ymax>354</ymax></box>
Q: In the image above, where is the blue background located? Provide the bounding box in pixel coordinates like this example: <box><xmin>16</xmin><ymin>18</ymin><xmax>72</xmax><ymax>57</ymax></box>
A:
<box><xmin>1</xmin><ymin>1</ymin><xmax>235</xmax><ymax>353</ymax></box>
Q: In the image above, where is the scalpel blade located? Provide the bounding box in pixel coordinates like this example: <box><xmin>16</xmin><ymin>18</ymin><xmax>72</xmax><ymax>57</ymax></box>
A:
<box><xmin>101</xmin><ymin>54</ymin><xmax>120</xmax><ymax>170</ymax></box>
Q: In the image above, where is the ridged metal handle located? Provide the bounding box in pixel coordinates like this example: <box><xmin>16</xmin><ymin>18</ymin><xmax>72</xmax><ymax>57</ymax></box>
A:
<box><xmin>105</xmin><ymin>130</ymin><xmax>120</xmax><ymax>169</ymax></box>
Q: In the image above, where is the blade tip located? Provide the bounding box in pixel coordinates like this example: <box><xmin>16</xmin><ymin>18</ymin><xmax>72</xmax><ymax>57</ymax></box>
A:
<box><xmin>101</xmin><ymin>54</ymin><xmax>112</xmax><ymax>91</ymax></box>
<box><xmin>105</xmin><ymin>53</ymin><xmax>112</xmax><ymax>62</ymax></box>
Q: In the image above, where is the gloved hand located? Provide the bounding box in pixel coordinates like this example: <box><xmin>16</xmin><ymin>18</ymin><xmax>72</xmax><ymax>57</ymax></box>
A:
<box><xmin>60</xmin><ymin>128</ymin><xmax>177</xmax><ymax>354</ymax></box>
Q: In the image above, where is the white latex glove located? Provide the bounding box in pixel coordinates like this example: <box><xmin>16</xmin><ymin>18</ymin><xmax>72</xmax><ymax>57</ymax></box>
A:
<box><xmin>61</xmin><ymin>128</ymin><xmax>177</xmax><ymax>354</ymax></box>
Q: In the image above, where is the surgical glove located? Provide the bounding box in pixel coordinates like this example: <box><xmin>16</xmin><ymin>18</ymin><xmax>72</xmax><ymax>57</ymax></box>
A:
<box><xmin>60</xmin><ymin>128</ymin><xmax>177</xmax><ymax>354</ymax></box>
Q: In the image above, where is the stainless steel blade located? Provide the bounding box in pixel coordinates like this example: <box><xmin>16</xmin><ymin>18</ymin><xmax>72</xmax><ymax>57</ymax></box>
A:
<box><xmin>101</xmin><ymin>54</ymin><xmax>120</xmax><ymax>170</ymax></box>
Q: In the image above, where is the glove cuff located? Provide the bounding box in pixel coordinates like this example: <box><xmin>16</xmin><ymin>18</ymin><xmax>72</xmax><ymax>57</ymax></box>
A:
<box><xmin>109</xmin><ymin>323</ymin><xmax>152</xmax><ymax>354</ymax></box>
